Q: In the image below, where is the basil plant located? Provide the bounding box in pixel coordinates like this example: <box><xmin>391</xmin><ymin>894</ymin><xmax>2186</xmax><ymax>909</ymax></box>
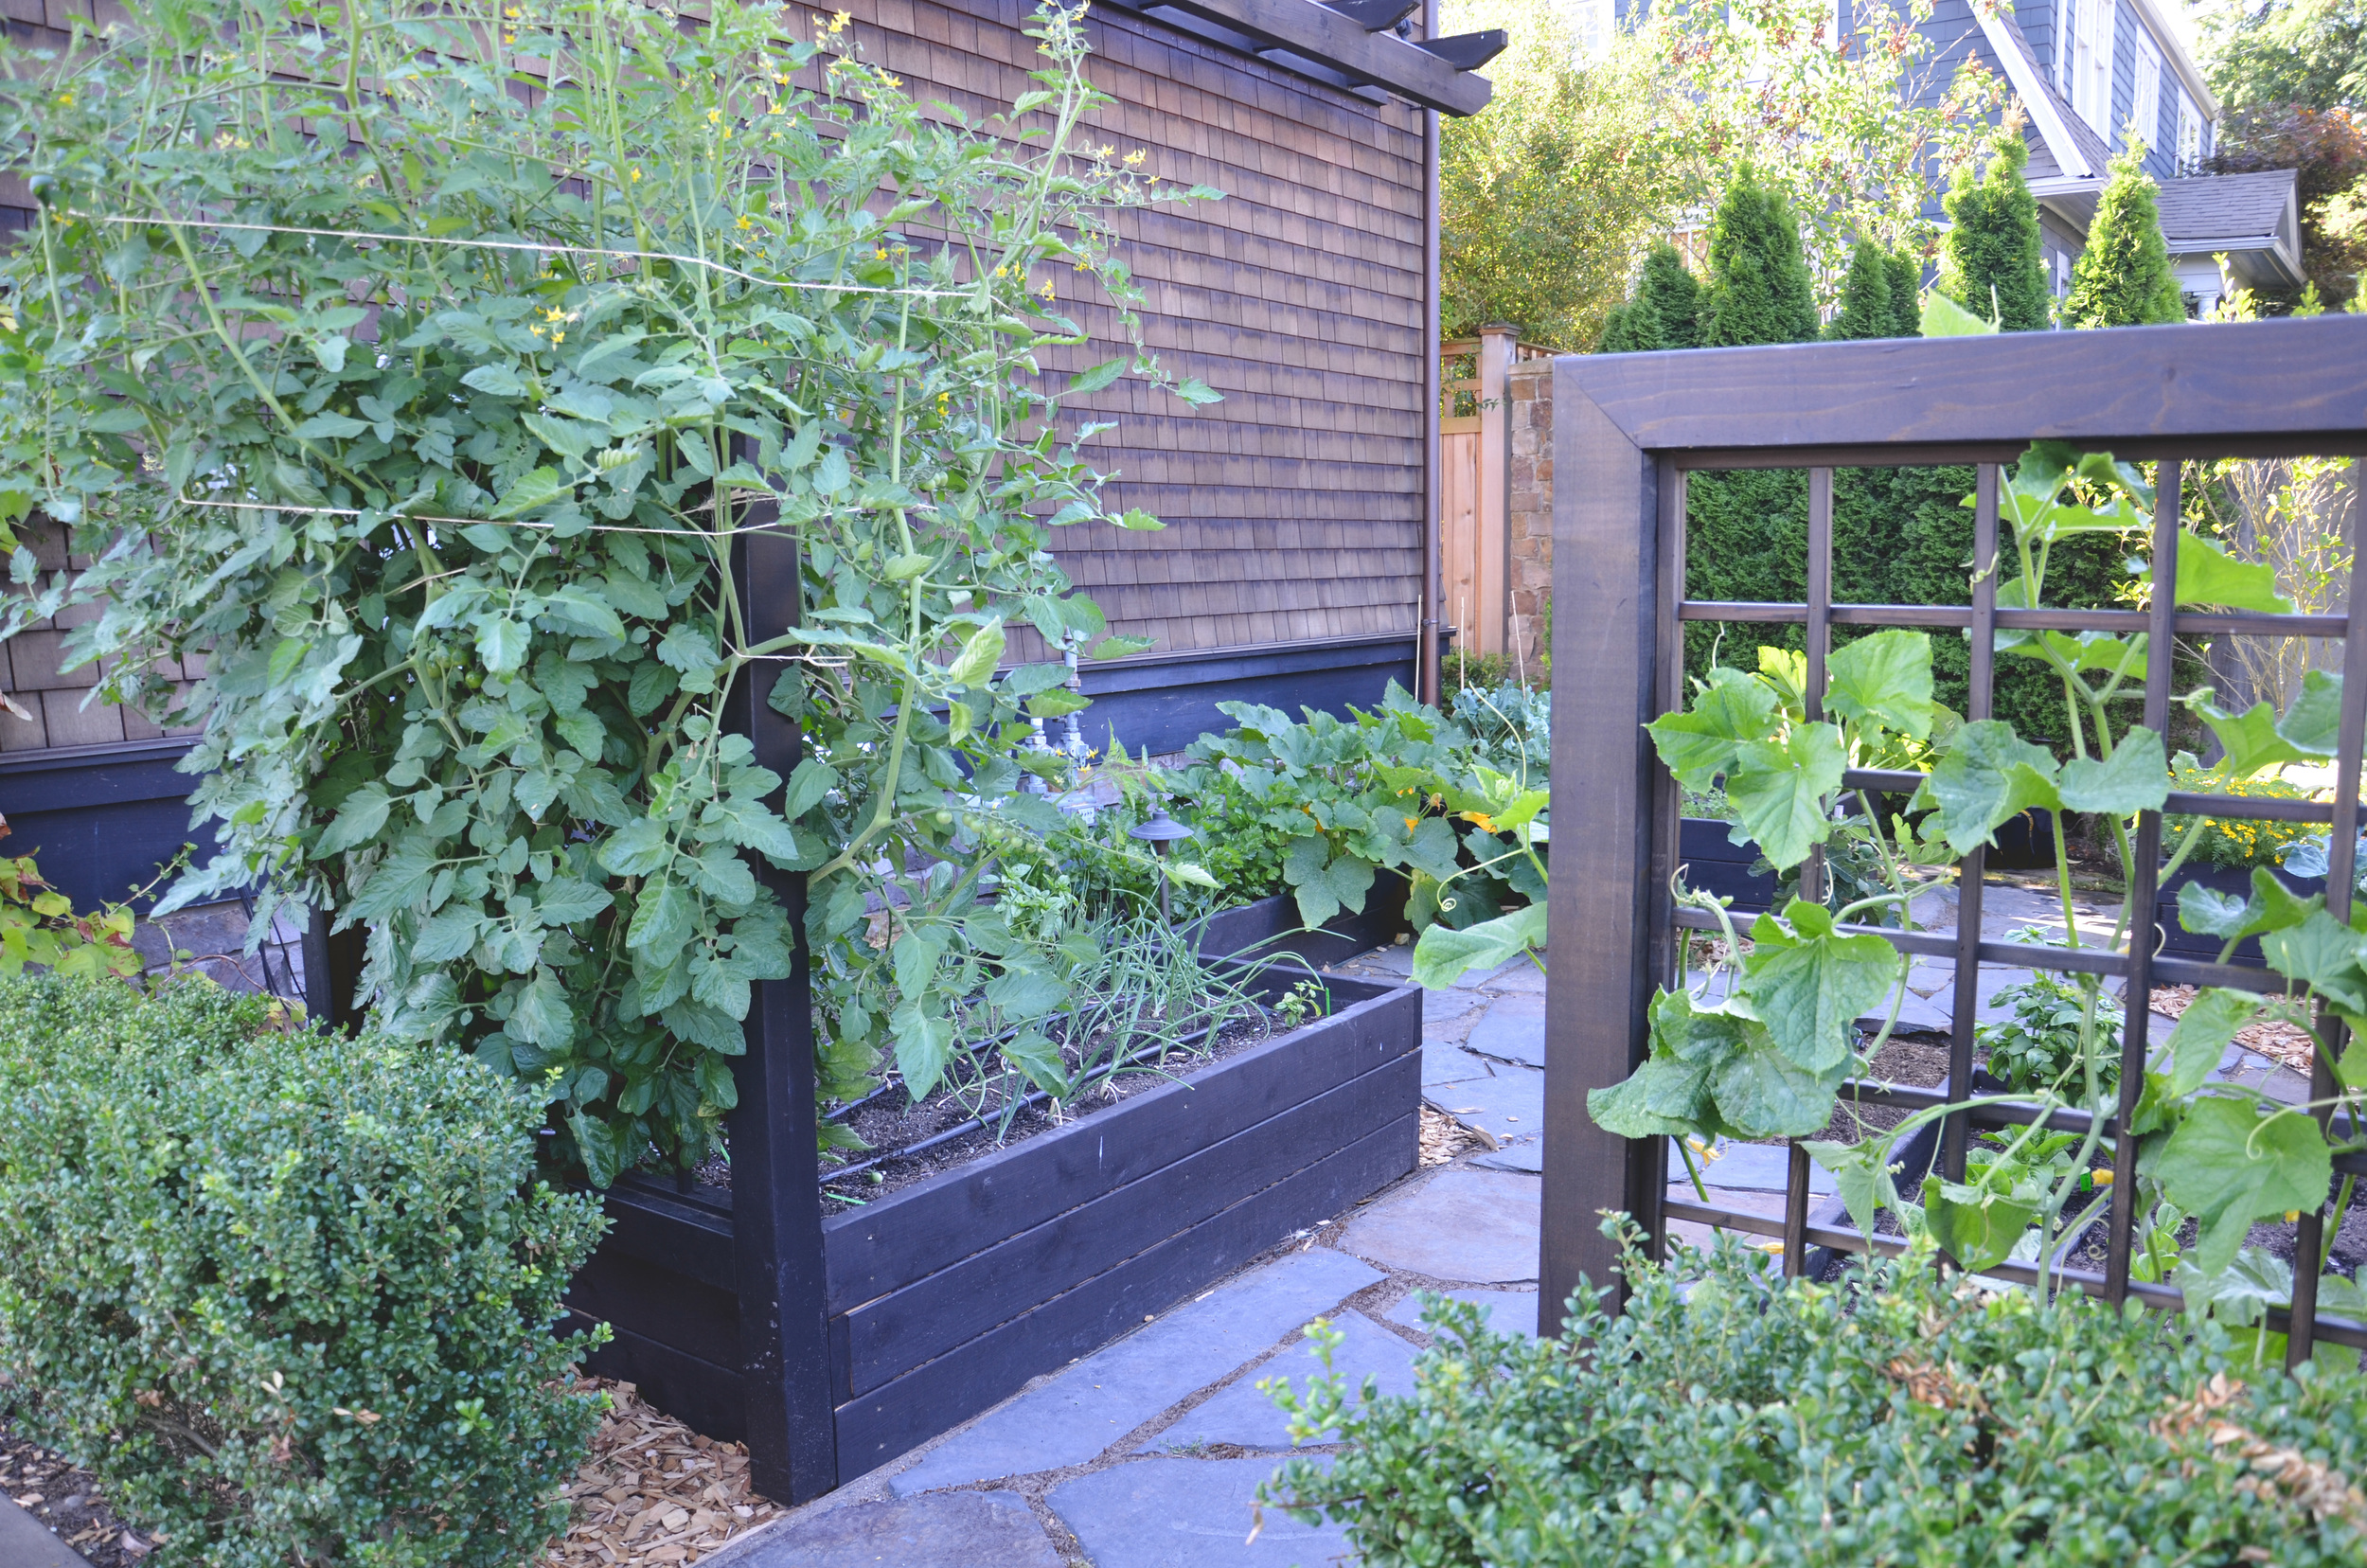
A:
<box><xmin>0</xmin><ymin>0</ymin><xmax>1220</xmax><ymax>1182</ymax></box>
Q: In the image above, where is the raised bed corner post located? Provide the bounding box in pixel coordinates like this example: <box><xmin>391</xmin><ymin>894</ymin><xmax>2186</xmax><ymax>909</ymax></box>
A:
<box><xmin>724</xmin><ymin>512</ymin><xmax>840</xmax><ymax>1503</ymax></box>
<box><xmin>1540</xmin><ymin>356</ymin><xmax>1666</xmax><ymax>1331</ymax></box>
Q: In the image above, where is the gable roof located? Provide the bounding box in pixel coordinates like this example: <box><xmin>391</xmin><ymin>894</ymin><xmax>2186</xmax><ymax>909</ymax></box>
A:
<box><xmin>1976</xmin><ymin>3</ymin><xmax>2106</xmax><ymax>180</ymax></box>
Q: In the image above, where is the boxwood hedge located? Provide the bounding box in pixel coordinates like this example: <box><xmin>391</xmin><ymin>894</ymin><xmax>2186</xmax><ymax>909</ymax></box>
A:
<box><xmin>1263</xmin><ymin>1224</ymin><xmax>2367</xmax><ymax>1567</ymax></box>
<box><xmin>0</xmin><ymin>977</ymin><xmax>608</xmax><ymax>1566</ymax></box>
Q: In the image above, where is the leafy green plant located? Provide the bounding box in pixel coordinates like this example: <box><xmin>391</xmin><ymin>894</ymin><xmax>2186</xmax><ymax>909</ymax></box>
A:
<box><xmin>1257</xmin><ymin>1221</ymin><xmax>2367</xmax><ymax>1567</ymax></box>
<box><xmin>0</xmin><ymin>851</ymin><xmax>140</xmax><ymax>981</ymax></box>
<box><xmin>1181</xmin><ymin>683</ymin><xmax>1542</xmax><ymax>933</ymax></box>
<box><xmin>2172</xmin><ymin>764</ymin><xmax>2324</xmax><ymax>869</ymax></box>
<box><xmin>1272</xmin><ymin>978</ymin><xmax>1327</xmax><ymax>1029</ymax></box>
<box><xmin>0</xmin><ymin>975</ymin><xmax>606</xmax><ymax>1567</ymax></box>
<box><xmin>0</xmin><ymin>0</ymin><xmax>1221</xmax><ymax>1181</ymax></box>
<box><xmin>1977</xmin><ymin>931</ymin><xmax>2125</xmax><ymax>1096</ymax></box>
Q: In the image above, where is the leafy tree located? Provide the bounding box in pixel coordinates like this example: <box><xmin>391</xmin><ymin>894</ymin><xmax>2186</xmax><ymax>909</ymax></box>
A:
<box><xmin>1883</xmin><ymin>249</ymin><xmax>1926</xmax><ymax>336</ymax></box>
<box><xmin>1700</xmin><ymin>168</ymin><xmax>1820</xmax><ymax>347</ymax></box>
<box><xmin>1666</xmin><ymin>0</ymin><xmax>2004</xmax><ymax>302</ymax></box>
<box><xmin>2201</xmin><ymin>0</ymin><xmax>2367</xmax><ymax>113</ymax></box>
<box><xmin>2210</xmin><ymin>104</ymin><xmax>2367</xmax><ymax>305</ymax></box>
<box><xmin>2064</xmin><ymin>148</ymin><xmax>2189</xmax><ymax>326</ymax></box>
<box><xmin>1826</xmin><ymin>239</ymin><xmax>1896</xmax><ymax>339</ymax></box>
<box><xmin>1439</xmin><ymin>0</ymin><xmax>1697</xmax><ymax>347</ymax></box>
<box><xmin>1639</xmin><ymin>241</ymin><xmax>1704</xmax><ymax>348</ymax></box>
<box><xmin>1939</xmin><ymin>129</ymin><xmax>2052</xmax><ymax>330</ymax></box>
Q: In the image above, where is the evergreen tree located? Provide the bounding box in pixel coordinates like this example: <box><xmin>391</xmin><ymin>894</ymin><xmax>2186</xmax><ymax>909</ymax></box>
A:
<box><xmin>1638</xmin><ymin>241</ymin><xmax>1704</xmax><ymax>348</ymax></box>
<box><xmin>1826</xmin><ymin>240</ymin><xmax>1896</xmax><ymax>339</ymax></box>
<box><xmin>1594</xmin><ymin>292</ymin><xmax>1666</xmax><ymax>353</ymax></box>
<box><xmin>1939</xmin><ymin>130</ymin><xmax>2051</xmax><ymax>330</ymax></box>
<box><xmin>1699</xmin><ymin>168</ymin><xmax>1820</xmax><ymax>347</ymax></box>
<box><xmin>2062</xmin><ymin>147</ymin><xmax>2188</xmax><ymax>327</ymax></box>
<box><xmin>1884</xmin><ymin>250</ymin><xmax>1925</xmax><ymax>337</ymax></box>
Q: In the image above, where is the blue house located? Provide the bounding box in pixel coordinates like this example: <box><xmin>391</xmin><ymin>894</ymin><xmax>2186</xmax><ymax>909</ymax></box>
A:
<box><xmin>1912</xmin><ymin>0</ymin><xmax>2302</xmax><ymax>312</ymax></box>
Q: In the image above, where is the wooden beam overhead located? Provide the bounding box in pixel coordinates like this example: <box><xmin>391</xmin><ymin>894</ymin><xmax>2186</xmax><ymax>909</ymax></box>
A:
<box><xmin>1101</xmin><ymin>0</ymin><xmax>1495</xmax><ymax>115</ymax></box>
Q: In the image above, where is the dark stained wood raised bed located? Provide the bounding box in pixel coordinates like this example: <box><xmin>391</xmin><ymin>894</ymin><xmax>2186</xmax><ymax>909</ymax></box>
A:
<box><xmin>564</xmin><ymin>960</ymin><xmax>1420</xmax><ymax>1487</ymax></box>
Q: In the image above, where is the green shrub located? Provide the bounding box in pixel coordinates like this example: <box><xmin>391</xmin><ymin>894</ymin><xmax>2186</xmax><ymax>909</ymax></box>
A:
<box><xmin>2065</xmin><ymin>147</ymin><xmax>2188</xmax><ymax>328</ymax></box>
<box><xmin>1824</xmin><ymin>239</ymin><xmax>1895</xmax><ymax>341</ymax></box>
<box><xmin>1263</xmin><ymin>1227</ymin><xmax>2367</xmax><ymax>1567</ymax></box>
<box><xmin>0</xmin><ymin>978</ymin><xmax>607</xmax><ymax>1567</ymax></box>
<box><xmin>1938</xmin><ymin>131</ymin><xmax>2051</xmax><ymax>331</ymax></box>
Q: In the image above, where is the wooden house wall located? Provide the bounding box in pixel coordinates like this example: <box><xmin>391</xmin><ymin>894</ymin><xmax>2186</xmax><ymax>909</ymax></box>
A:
<box><xmin>843</xmin><ymin>0</ymin><xmax>1430</xmax><ymax>660</ymax></box>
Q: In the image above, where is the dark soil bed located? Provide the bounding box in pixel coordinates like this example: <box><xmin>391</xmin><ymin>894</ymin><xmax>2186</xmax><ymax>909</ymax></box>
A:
<box><xmin>0</xmin><ymin>1422</ymin><xmax>150</xmax><ymax>1565</ymax></box>
<box><xmin>1806</xmin><ymin>1033</ymin><xmax>1954</xmax><ymax>1146</ymax></box>
<box><xmin>817</xmin><ymin>1007</ymin><xmax>1285</xmax><ymax>1204</ymax></box>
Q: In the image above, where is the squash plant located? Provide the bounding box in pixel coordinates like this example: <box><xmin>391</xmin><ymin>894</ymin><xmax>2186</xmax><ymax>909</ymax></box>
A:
<box><xmin>1425</xmin><ymin>442</ymin><xmax>2367</xmax><ymax>1312</ymax></box>
<box><xmin>0</xmin><ymin>0</ymin><xmax>1219</xmax><ymax>1182</ymax></box>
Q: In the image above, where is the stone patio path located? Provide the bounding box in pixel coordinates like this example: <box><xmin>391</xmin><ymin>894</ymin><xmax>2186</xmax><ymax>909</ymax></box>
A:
<box><xmin>707</xmin><ymin>941</ymin><xmax>1548</xmax><ymax>1568</ymax></box>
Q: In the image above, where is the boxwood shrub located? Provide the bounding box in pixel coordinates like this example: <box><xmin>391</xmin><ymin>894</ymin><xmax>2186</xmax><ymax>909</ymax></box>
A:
<box><xmin>1264</xmin><ymin>1224</ymin><xmax>2367</xmax><ymax>1567</ymax></box>
<box><xmin>0</xmin><ymin>976</ymin><xmax>608</xmax><ymax>1566</ymax></box>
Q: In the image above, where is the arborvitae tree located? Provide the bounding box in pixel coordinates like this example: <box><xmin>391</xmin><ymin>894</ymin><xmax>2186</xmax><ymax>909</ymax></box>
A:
<box><xmin>2062</xmin><ymin>147</ymin><xmax>2188</xmax><ymax>326</ymax></box>
<box><xmin>1884</xmin><ymin>250</ymin><xmax>1925</xmax><ymax>337</ymax></box>
<box><xmin>1638</xmin><ymin>241</ymin><xmax>1704</xmax><ymax>348</ymax></box>
<box><xmin>1826</xmin><ymin>240</ymin><xmax>1896</xmax><ymax>339</ymax></box>
<box><xmin>1939</xmin><ymin>130</ymin><xmax>2052</xmax><ymax>330</ymax></box>
<box><xmin>1594</xmin><ymin>292</ymin><xmax>1666</xmax><ymax>353</ymax></box>
<box><xmin>1699</xmin><ymin>168</ymin><xmax>1820</xmax><ymax>347</ymax></box>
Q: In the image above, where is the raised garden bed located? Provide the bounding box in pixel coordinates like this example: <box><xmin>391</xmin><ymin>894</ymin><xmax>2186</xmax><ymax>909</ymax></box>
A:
<box><xmin>564</xmin><ymin>926</ymin><xmax>1420</xmax><ymax>1488</ymax></box>
<box><xmin>2154</xmin><ymin>863</ymin><xmax>2319</xmax><ymax>965</ymax></box>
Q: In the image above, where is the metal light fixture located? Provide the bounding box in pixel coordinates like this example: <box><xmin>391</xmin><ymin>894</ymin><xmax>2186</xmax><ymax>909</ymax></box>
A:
<box><xmin>1128</xmin><ymin>805</ymin><xmax>1195</xmax><ymax>923</ymax></box>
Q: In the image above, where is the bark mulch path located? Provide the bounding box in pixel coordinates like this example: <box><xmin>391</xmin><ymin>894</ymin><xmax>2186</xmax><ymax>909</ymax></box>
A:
<box><xmin>545</xmin><ymin>1380</ymin><xmax>782</xmax><ymax>1566</ymax></box>
<box><xmin>2151</xmin><ymin>985</ymin><xmax>2320</xmax><ymax>1077</ymax></box>
<box><xmin>0</xmin><ymin>1424</ymin><xmax>148</xmax><ymax>1565</ymax></box>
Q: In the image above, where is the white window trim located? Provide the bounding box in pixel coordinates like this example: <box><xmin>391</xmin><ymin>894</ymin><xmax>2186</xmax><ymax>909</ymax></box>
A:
<box><xmin>2132</xmin><ymin>32</ymin><xmax>2161</xmax><ymax>151</ymax></box>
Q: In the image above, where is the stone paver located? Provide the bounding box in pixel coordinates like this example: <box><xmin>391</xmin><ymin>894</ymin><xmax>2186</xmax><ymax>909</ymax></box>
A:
<box><xmin>1422</xmin><ymin>1060</ymin><xmax>1541</xmax><ymax>1146</ymax></box>
<box><xmin>0</xmin><ymin>1496</ymin><xmax>91</xmax><ymax>1568</ymax></box>
<box><xmin>713</xmin><ymin>1490</ymin><xmax>1058</xmax><ymax>1567</ymax></box>
<box><xmin>1384</xmin><ymin>1286</ymin><xmax>1543</xmax><ymax>1340</ymax></box>
<box><xmin>888</xmin><ymin>1248</ymin><xmax>1383</xmax><ymax>1495</ymax></box>
<box><xmin>1142</xmin><ymin>1311</ymin><xmax>1419</xmax><ymax>1451</ymax></box>
<box><xmin>1048</xmin><ymin>1457</ymin><xmax>1350</xmax><ymax>1568</ymax></box>
<box><xmin>1470</xmin><ymin>1137</ymin><xmax>1541</xmax><ymax>1172</ymax></box>
<box><xmin>1337</xmin><ymin>1167</ymin><xmax>1539</xmax><ymax>1283</ymax></box>
<box><xmin>1670</xmin><ymin>1138</ymin><xmax>1836</xmax><ymax>1194</ymax></box>
<box><xmin>1465</xmin><ymin>993</ymin><xmax>1545</xmax><ymax>1066</ymax></box>
<box><xmin>1421</xmin><ymin>1043</ymin><xmax>1495</xmax><ymax>1087</ymax></box>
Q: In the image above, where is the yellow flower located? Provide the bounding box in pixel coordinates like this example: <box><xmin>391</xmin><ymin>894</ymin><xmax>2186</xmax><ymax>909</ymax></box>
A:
<box><xmin>721</xmin><ymin>126</ymin><xmax>732</xmax><ymax>139</ymax></box>
<box><xmin>881</xmin><ymin>73</ymin><xmax>901</xmax><ymax>88</ymax></box>
<box><xmin>832</xmin><ymin>9</ymin><xmax>851</xmax><ymax>31</ymax></box>
<box><xmin>630</xmin><ymin>168</ymin><xmax>642</xmax><ymax>182</ymax></box>
<box><xmin>707</xmin><ymin>108</ymin><xmax>722</xmax><ymax>122</ymax></box>
<box><xmin>551</xmin><ymin>331</ymin><xmax>564</xmax><ymax>344</ymax></box>
<box><xmin>503</xmin><ymin>30</ymin><xmax>516</xmax><ymax>43</ymax></box>
<box><xmin>1403</xmin><ymin>816</ymin><xmax>1418</xmax><ymax>831</ymax></box>
<box><xmin>768</xmin><ymin>101</ymin><xmax>785</xmax><ymax>114</ymax></box>
<box><xmin>1462</xmin><ymin>811</ymin><xmax>1497</xmax><ymax>831</ymax></box>
<box><xmin>1125</xmin><ymin>149</ymin><xmax>1147</xmax><ymax>166</ymax></box>
<box><xmin>737</xmin><ymin>215</ymin><xmax>753</xmax><ymax>230</ymax></box>
<box><xmin>1040</xmin><ymin>280</ymin><xmax>1055</xmax><ymax>299</ymax></box>
<box><xmin>55</xmin><ymin>94</ymin><xmax>72</xmax><ymax>108</ymax></box>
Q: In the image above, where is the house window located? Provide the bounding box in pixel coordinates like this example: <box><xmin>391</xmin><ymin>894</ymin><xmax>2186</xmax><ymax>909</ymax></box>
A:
<box><xmin>2178</xmin><ymin>93</ymin><xmax>2204</xmax><ymax>171</ymax></box>
<box><xmin>2061</xmin><ymin>0</ymin><xmax>2116</xmax><ymax>137</ymax></box>
<box><xmin>2132</xmin><ymin>29</ymin><xmax>2162</xmax><ymax>153</ymax></box>
<box><xmin>1572</xmin><ymin>0</ymin><xmax>1611</xmax><ymax>57</ymax></box>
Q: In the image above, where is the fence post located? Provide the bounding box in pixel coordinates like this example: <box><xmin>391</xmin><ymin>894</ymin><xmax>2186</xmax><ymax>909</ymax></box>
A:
<box><xmin>1540</xmin><ymin>356</ymin><xmax>1663</xmax><ymax>1329</ymax></box>
<box><xmin>1475</xmin><ymin>324</ymin><xmax>1517</xmax><ymax>657</ymax></box>
<box><xmin>724</xmin><ymin>517</ymin><xmax>840</xmax><ymax>1504</ymax></box>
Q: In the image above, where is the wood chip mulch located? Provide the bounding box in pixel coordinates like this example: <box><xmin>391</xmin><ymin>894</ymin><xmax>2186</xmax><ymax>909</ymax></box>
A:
<box><xmin>1419</xmin><ymin>1102</ymin><xmax>1486</xmax><ymax>1166</ymax></box>
<box><xmin>546</xmin><ymin>1379</ymin><xmax>781</xmax><ymax>1567</ymax></box>
<box><xmin>2151</xmin><ymin>985</ymin><xmax>2321</xmax><ymax>1077</ymax></box>
<box><xmin>0</xmin><ymin>1422</ymin><xmax>151</xmax><ymax>1566</ymax></box>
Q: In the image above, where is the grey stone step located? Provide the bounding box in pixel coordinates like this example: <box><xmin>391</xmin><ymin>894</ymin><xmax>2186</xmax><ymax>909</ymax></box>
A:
<box><xmin>1384</xmin><ymin>1286</ymin><xmax>1543</xmax><ymax>1341</ymax></box>
<box><xmin>0</xmin><ymin>1497</ymin><xmax>94</xmax><ymax>1568</ymax></box>
<box><xmin>1047</xmin><ymin>1456</ymin><xmax>1351</xmax><ymax>1568</ymax></box>
<box><xmin>887</xmin><ymin>1247</ymin><xmax>1382</xmax><ymax>1495</ymax></box>
<box><xmin>708</xmin><ymin>1489</ymin><xmax>1057</xmax><ymax>1567</ymax></box>
<box><xmin>1420</xmin><ymin>1044</ymin><xmax>1495</xmax><ymax>1088</ymax></box>
<box><xmin>1336</xmin><ymin>1167</ymin><xmax>1539</xmax><ymax>1284</ymax></box>
<box><xmin>1140</xmin><ymin>1311</ymin><xmax>1417</xmax><ymax>1452</ymax></box>
<box><xmin>1465</xmin><ymin>993</ymin><xmax>1545</xmax><ymax>1067</ymax></box>
<box><xmin>1421</xmin><ymin>1060</ymin><xmax>1541</xmax><ymax>1144</ymax></box>
<box><xmin>1667</xmin><ymin>1139</ymin><xmax>1836</xmax><ymax>1195</ymax></box>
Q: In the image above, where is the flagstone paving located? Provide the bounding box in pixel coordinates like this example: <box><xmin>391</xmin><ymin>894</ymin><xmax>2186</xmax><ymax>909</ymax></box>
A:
<box><xmin>712</xmin><ymin>939</ymin><xmax>1551</xmax><ymax>1568</ymax></box>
